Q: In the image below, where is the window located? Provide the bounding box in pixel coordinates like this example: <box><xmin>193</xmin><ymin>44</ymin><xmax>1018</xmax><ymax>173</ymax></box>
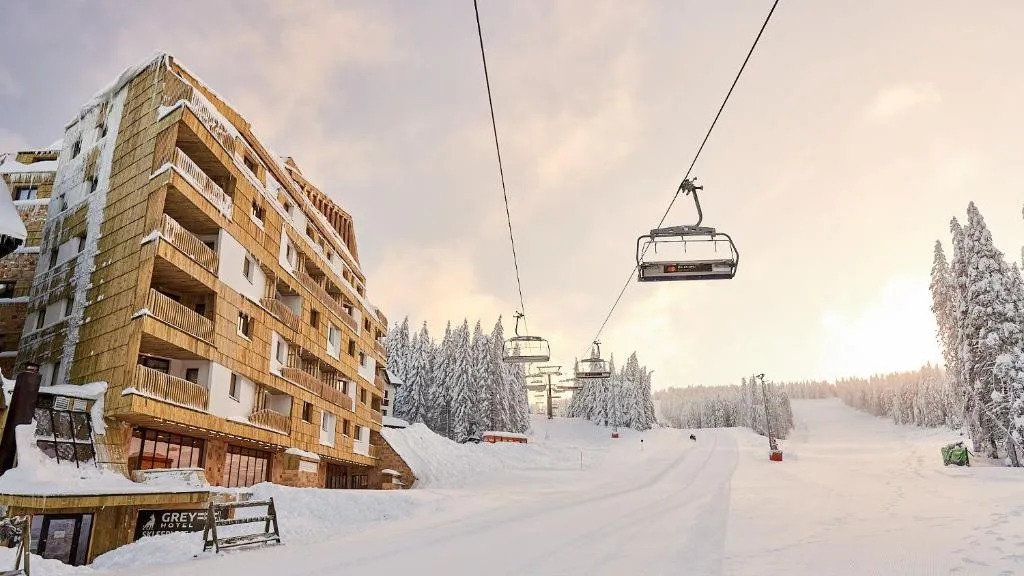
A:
<box><xmin>327</xmin><ymin>324</ymin><xmax>341</xmax><ymax>357</ymax></box>
<box><xmin>285</xmin><ymin>243</ymin><xmax>296</xmax><ymax>267</ymax></box>
<box><xmin>0</xmin><ymin>282</ymin><xmax>14</xmax><ymax>299</ymax></box>
<box><xmin>71</xmin><ymin>139</ymin><xmax>81</xmax><ymax>158</ymax></box>
<box><xmin>77</xmin><ymin>233</ymin><xmax>87</xmax><ymax>253</ymax></box>
<box><xmin>50</xmin><ymin>360</ymin><xmax>61</xmax><ymax>387</ymax></box>
<box><xmin>251</xmin><ymin>199</ymin><xmax>265</xmax><ymax>222</ymax></box>
<box><xmin>35</xmin><ymin>309</ymin><xmax>46</xmax><ymax>330</ymax></box>
<box><xmin>359</xmin><ymin>387</ymin><xmax>367</xmax><ymax>404</ymax></box>
<box><xmin>223</xmin><ymin>445</ymin><xmax>270</xmax><ymax>488</ymax></box>
<box><xmin>88</xmin><ymin>176</ymin><xmax>98</xmax><ymax>194</ymax></box>
<box><xmin>353</xmin><ymin>424</ymin><xmax>362</xmax><ymax>441</ymax></box>
<box><xmin>57</xmin><ymin>194</ymin><xmax>67</xmax><ymax>211</ymax></box>
<box><xmin>347</xmin><ymin>339</ymin><xmax>356</xmax><ymax>357</ymax></box>
<box><xmin>48</xmin><ymin>248</ymin><xmax>58</xmax><ymax>270</ymax></box>
<box><xmin>350</xmin><ymin>474</ymin><xmax>369</xmax><ymax>489</ymax></box>
<box><xmin>325</xmin><ymin>463</ymin><xmax>348</xmax><ymax>489</ymax></box>
<box><xmin>364</xmin><ymin>318</ymin><xmax>371</xmax><ymax>332</ymax></box>
<box><xmin>242</xmin><ymin>256</ymin><xmax>253</xmax><ymax>282</ymax></box>
<box><xmin>184</xmin><ymin>368</ymin><xmax>199</xmax><ymax>384</ymax></box>
<box><xmin>129</xmin><ymin>428</ymin><xmax>206</xmax><ymax>471</ymax></box>
<box><xmin>275</xmin><ymin>340</ymin><xmax>286</xmax><ymax>364</ymax></box>
<box><xmin>309</xmin><ymin>309</ymin><xmax>320</xmax><ymax>328</ymax></box>
<box><xmin>301</xmin><ymin>402</ymin><xmax>313</xmax><ymax>423</ymax></box>
<box><xmin>194</xmin><ymin>302</ymin><xmax>206</xmax><ymax>317</ymax></box>
<box><xmin>63</xmin><ymin>298</ymin><xmax>73</xmax><ymax>318</ymax></box>
<box><xmin>138</xmin><ymin>355</ymin><xmax>170</xmax><ymax>373</ymax></box>
<box><xmin>237</xmin><ymin>312</ymin><xmax>252</xmax><ymax>338</ymax></box>
<box><xmin>342</xmin><ymin>419</ymin><xmax>350</xmax><ymax>437</ymax></box>
<box><xmin>243</xmin><ymin>155</ymin><xmax>258</xmax><ymax>175</ymax></box>
<box><xmin>359</xmin><ymin>351</ymin><xmax>366</xmax><ymax>367</ymax></box>
<box><xmin>14</xmin><ymin>186</ymin><xmax>38</xmax><ymax>201</ymax></box>
<box><xmin>229</xmin><ymin>374</ymin><xmax>240</xmax><ymax>400</ymax></box>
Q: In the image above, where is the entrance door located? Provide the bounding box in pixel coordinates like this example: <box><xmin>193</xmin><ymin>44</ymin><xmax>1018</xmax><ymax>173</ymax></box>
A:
<box><xmin>31</xmin><ymin>514</ymin><xmax>93</xmax><ymax>566</ymax></box>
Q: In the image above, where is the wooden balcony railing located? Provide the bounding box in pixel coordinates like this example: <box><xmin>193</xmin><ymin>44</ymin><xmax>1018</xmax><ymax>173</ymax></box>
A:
<box><xmin>161</xmin><ymin>214</ymin><xmax>218</xmax><ymax>272</ymax></box>
<box><xmin>134</xmin><ymin>364</ymin><xmax>209</xmax><ymax>412</ymax></box>
<box><xmin>170</xmin><ymin>148</ymin><xmax>232</xmax><ymax>218</ymax></box>
<box><xmin>249</xmin><ymin>408</ymin><xmax>290</xmax><ymax>434</ymax></box>
<box><xmin>322</xmin><ymin>384</ymin><xmax>353</xmax><ymax>412</ymax></box>
<box><xmin>371</xmin><ymin>411</ymin><xmax>383</xmax><ymax>426</ymax></box>
<box><xmin>147</xmin><ymin>288</ymin><xmax>214</xmax><ymax>342</ymax></box>
<box><xmin>163</xmin><ymin>80</ymin><xmax>236</xmax><ymax>152</ymax></box>
<box><xmin>298</xmin><ymin>269</ymin><xmax>341</xmax><ymax>313</ymax></box>
<box><xmin>369</xmin><ymin>444</ymin><xmax>379</xmax><ymax>459</ymax></box>
<box><xmin>261</xmin><ymin>298</ymin><xmax>300</xmax><ymax>331</ymax></box>
<box><xmin>373</xmin><ymin>339</ymin><xmax>386</xmax><ymax>358</ymax></box>
<box><xmin>339</xmin><ymin>309</ymin><xmax>357</xmax><ymax>332</ymax></box>
<box><xmin>281</xmin><ymin>366</ymin><xmax>320</xmax><ymax>392</ymax></box>
<box><xmin>374</xmin><ymin>374</ymin><xmax>387</xmax><ymax>391</ymax></box>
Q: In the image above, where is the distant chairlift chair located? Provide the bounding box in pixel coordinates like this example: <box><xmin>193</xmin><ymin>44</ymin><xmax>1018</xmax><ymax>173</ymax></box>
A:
<box><xmin>503</xmin><ymin>311</ymin><xmax>551</xmax><ymax>363</ymax></box>
<box><xmin>636</xmin><ymin>179</ymin><xmax>739</xmax><ymax>282</ymax></box>
<box><xmin>575</xmin><ymin>341</ymin><xmax>611</xmax><ymax>379</ymax></box>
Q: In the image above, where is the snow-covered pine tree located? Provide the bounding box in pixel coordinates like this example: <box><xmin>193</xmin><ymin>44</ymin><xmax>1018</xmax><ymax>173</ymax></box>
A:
<box><xmin>960</xmin><ymin>202</ymin><xmax>1024</xmax><ymax>458</ymax></box>
<box><xmin>447</xmin><ymin>320</ymin><xmax>473</xmax><ymax>442</ymax></box>
<box><xmin>468</xmin><ymin>320</ymin><xmax>493</xmax><ymax>436</ymax></box>
<box><xmin>430</xmin><ymin>322</ymin><xmax>455</xmax><ymax>435</ymax></box>
<box><xmin>950</xmin><ymin>217</ymin><xmax>981</xmax><ymax>450</ymax></box>
<box><xmin>385</xmin><ymin>316</ymin><xmax>412</xmax><ymax>415</ymax></box>
<box><xmin>489</xmin><ymin>318</ymin><xmax>513</xmax><ymax>431</ymax></box>
<box><xmin>505</xmin><ymin>360</ymin><xmax>531</xmax><ymax>433</ymax></box>
<box><xmin>402</xmin><ymin>322</ymin><xmax>433</xmax><ymax>424</ymax></box>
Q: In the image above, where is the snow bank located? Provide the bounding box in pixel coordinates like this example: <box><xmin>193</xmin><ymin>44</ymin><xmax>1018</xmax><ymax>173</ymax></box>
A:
<box><xmin>283</xmin><ymin>447</ymin><xmax>320</xmax><ymax>461</ymax></box>
<box><xmin>382</xmin><ymin>415</ymin><xmax>409</xmax><ymax>428</ymax></box>
<box><xmin>0</xmin><ymin>546</ymin><xmax>89</xmax><ymax>575</ymax></box>
<box><xmin>0</xmin><ymin>424</ymin><xmax>196</xmax><ymax>496</ymax></box>
<box><xmin>91</xmin><ymin>482</ymin><xmax>445</xmax><ymax>572</ymax></box>
<box><xmin>382</xmin><ymin>416</ymin><xmax>629</xmax><ymax>489</ymax></box>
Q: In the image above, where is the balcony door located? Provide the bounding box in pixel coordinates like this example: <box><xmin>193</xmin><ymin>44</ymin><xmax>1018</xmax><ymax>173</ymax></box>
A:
<box><xmin>138</xmin><ymin>355</ymin><xmax>171</xmax><ymax>374</ymax></box>
<box><xmin>30</xmin><ymin>513</ymin><xmax>93</xmax><ymax>566</ymax></box>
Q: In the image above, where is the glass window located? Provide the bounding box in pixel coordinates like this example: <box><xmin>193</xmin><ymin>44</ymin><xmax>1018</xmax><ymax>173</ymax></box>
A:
<box><xmin>229</xmin><ymin>373</ymin><xmax>239</xmax><ymax>400</ymax></box>
<box><xmin>129</xmin><ymin>427</ymin><xmax>205</xmax><ymax>470</ymax></box>
<box><xmin>14</xmin><ymin>186</ymin><xmax>38</xmax><ymax>201</ymax></box>
<box><xmin>237</xmin><ymin>312</ymin><xmax>252</xmax><ymax>337</ymax></box>
<box><xmin>0</xmin><ymin>282</ymin><xmax>15</xmax><ymax>299</ymax></box>
<box><xmin>223</xmin><ymin>445</ymin><xmax>271</xmax><ymax>488</ymax></box>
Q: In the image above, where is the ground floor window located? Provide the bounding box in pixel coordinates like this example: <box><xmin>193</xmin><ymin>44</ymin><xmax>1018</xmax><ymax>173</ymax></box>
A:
<box><xmin>129</xmin><ymin>428</ymin><xmax>205</xmax><ymax>470</ymax></box>
<box><xmin>351</xmin><ymin>474</ymin><xmax>369</xmax><ymax>489</ymax></box>
<box><xmin>325</xmin><ymin>463</ymin><xmax>348</xmax><ymax>489</ymax></box>
<box><xmin>224</xmin><ymin>445</ymin><xmax>271</xmax><ymax>487</ymax></box>
<box><xmin>30</xmin><ymin>513</ymin><xmax>93</xmax><ymax>566</ymax></box>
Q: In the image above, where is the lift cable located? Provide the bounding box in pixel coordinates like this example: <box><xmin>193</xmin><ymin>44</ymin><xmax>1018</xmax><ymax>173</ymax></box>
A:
<box><xmin>473</xmin><ymin>0</ymin><xmax>529</xmax><ymax>326</ymax></box>
<box><xmin>584</xmin><ymin>0</ymin><xmax>781</xmax><ymax>354</ymax></box>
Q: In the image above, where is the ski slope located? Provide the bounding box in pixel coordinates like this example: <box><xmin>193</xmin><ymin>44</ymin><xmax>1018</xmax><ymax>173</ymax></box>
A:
<box><xmin>6</xmin><ymin>400</ymin><xmax>1023</xmax><ymax>575</ymax></box>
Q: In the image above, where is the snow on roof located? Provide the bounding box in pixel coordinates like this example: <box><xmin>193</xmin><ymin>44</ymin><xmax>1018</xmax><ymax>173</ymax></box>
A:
<box><xmin>382</xmin><ymin>416</ymin><xmax>409</xmax><ymax>428</ymax></box>
<box><xmin>381</xmin><ymin>469</ymin><xmax>401</xmax><ymax>476</ymax></box>
<box><xmin>0</xmin><ymin>179</ymin><xmax>27</xmax><ymax>241</ymax></box>
<box><xmin>69</xmin><ymin>51</ymin><xmax>171</xmax><ymax>126</ymax></box>
<box><xmin>482</xmin><ymin>431</ymin><xmax>529</xmax><ymax>440</ymax></box>
<box><xmin>385</xmin><ymin>369</ymin><xmax>402</xmax><ymax>385</ymax></box>
<box><xmin>0</xmin><ymin>424</ymin><xmax>204</xmax><ymax>497</ymax></box>
<box><xmin>0</xmin><ymin>154</ymin><xmax>57</xmax><ymax>175</ymax></box>
<box><xmin>39</xmin><ymin>381</ymin><xmax>108</xmax><ymax>435</ymax></box>
<box><xmin>284</xmin><ymin>447</ymin><xmax>321</xmax><ymax>461</ymax></box>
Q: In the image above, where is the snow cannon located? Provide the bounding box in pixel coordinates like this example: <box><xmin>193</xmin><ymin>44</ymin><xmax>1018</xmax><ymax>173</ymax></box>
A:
<box><xmin>769</xmin><ymin>449</ymin><xmax>783</xmax><ymax>462</ymax></box>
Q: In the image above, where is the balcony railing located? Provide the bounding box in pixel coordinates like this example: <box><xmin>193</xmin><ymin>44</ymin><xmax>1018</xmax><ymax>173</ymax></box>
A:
<box><xmin>261</xmin><ymin>298</ymin><xmax>300</xmax><ymax>331</ymax></box>
<box><xmin>339</xmin><ymin>309</ymin><xmax>357</xmax><ymax>332</ymax></box>
<box><xmin>373</xmin><ymin>339</ymin><xmax>386</xmax><ymax>358</ymax></box>
<box><xmin>249</xmin><ymin>408</ymin><xmax>290</xmax><ymax>434</ymax></box>
<box><xmin>369</xmin><ymin>444</ymin><xmax>379</xmax><ymax>459</ymax></box>
<box><xmin>322</xmin><ymin>384</ymin><xmax>353</xmax><ymax>412</ymax></box>
<box><xmin>170</xmin><ymin>148</ymin><xmax>233</xmax><ymax>218</ymax></box>
<box><xmin>374</xmin><ymin>374</ymin><xmax>387</xmax><ymax>391</ymax></box>
<box><xmin>371</xmin><ymin>411</ymin><xmax>383</xmax><ymax>426</ymax></box>
<box><xmin>146</xmin><ymin>288</ymin><xmax>214</xmax><ymax>343</ymax></box>
<box><xmin>297</xmin><ymin>270</ymin><xmax>357</xmax><ymax>330</ymax></box>
<box><xmin>163</xmin><ymin>80</ymin><xmax>236</xmax><ymax>152</ymax></box>
<box><xmin>161</xmin><ymin>214</ymin><xmax>218</xmax><ymax>273</ymax></box>
<box><xmin>281</xmin><ymin>366</ymin><xmax>320</xmax><ymax>392</ymax></box>
<box><xmin>134</xmin><ymin>364</ymin><xmax>209</xmax><ymax>412</ymax></box>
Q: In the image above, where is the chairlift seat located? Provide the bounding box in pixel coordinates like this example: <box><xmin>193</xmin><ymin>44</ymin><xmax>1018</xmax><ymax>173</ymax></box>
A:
<box><xmin>503</xmin><ymin>335</ymin><xmax>550</xmax><ymax>363</ymax></box>
<box><xmin>575</xmin><ymin>358</ymin><xmax>611</xmax><ymax>379</ymax></box>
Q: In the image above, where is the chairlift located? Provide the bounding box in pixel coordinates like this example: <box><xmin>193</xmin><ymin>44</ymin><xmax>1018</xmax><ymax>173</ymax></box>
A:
<box><xmin>636</xmin><ymin>178</ymin><xmax>739</xmax><ymax>282</ymax></box>
<box><xmin>575</xmin><ymin>341</ymin><xmax>611</xmax><ymax>379</ymax></box>
<box><xmin>503</xmin><ymin>311</ymin><xmax>551</xmax><ymax>363</ymax></box>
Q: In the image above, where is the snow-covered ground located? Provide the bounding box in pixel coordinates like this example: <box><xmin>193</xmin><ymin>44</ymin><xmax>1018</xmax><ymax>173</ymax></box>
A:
<box><xmin>3</xmin><ymin>400</ymin><xmax>1022</xmax><ymax>575</ymax></box>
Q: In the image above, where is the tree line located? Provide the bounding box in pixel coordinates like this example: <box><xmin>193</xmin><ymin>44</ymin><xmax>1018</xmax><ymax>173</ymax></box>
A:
<box><xmin>654</xmin><ymin>375</ymin><xmax>794</xmax><ymax>439</ymax></box>
<box><xmin>565</xmin><ymin>352</ymin><xmax>658</xmax><ymax>431</ymax></box>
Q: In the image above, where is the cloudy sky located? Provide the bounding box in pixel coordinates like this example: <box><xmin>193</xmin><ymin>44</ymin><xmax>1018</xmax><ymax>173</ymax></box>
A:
<box><xmin>2</xmin><ymin>0</ymin><xmax>1023</xmax><ymax>388</ymax></box>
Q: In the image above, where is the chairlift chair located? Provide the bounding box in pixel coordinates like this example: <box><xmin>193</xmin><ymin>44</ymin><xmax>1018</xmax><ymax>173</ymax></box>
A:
<box><xmin>575</xmin><ymin>341</ymin><xmax>611</xmax><ymax>379</ymax></box>
<box><xmin>503</xmin><ymin>311</ymin><xmax>551</xmax><ymax>363</ymax></box>
<box><xmin>636</xmin><ymin>179</ymin><xmax>739</xmax><ymax>282</ymax></box>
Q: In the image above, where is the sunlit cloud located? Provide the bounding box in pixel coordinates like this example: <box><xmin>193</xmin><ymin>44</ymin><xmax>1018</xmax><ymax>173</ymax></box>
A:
<box><xmin>864</xmin><ymin>84</ymin><xmax>942</xmax><ymax>120</ymax></box>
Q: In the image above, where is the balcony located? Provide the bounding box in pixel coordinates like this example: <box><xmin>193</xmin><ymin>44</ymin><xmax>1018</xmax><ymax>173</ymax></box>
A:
<box><xmin>134</xmin><ymin>364</ymin><xmax>209</xmax><ymax>412</ymax></box>
<box><xmin>161</xmin><ymin>214</ymin><xmax>218</xmax><ymax>273</ymax></box>
<box><xmin>146</xmin><ymin>288</ymin><xmax>214</xmax><ymax>343</ymax></box>
<box><xmin>281</xmin><ymin>365</ymin><xmax>321</xmax><ymax>392</ymax></box>
<box><xmin>169</xmin><ymin>147</ymin><xmax>233</xmax><ymax>218</ymax></box>
<box><xmin>261</xmin><ymin>297</ymin><xmax>300</xmax><ymax>331</ymax></box>
<box><xmin>162</xmin><ymin>79</ymin><xmax>236</xmax><ymax>153</ymax></box>
<box><xmin>373</xmin><ymin>339</ymin><xmax>386</xmax><ymax>358</ymax></box>
<box><xmin>249</xmin><ymin>408</ymin><xmax>290</xmax><ymax>434</ymax></box>
<box><xmin>322</xmin><ymin>384</ymin><xmax>353</xmax><ymax>412</ymax></box>
<box><xmin>371</xmin><ymin>411</ymin><xmax>383</xmax><ymax>426</ymax></box>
